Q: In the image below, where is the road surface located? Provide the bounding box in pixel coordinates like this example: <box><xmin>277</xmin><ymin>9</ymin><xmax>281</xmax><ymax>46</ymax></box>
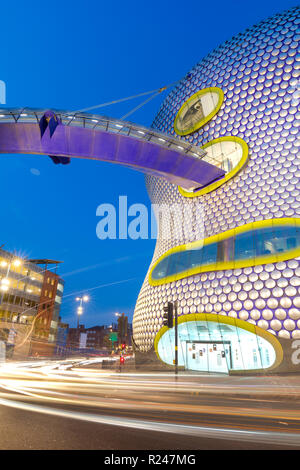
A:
<box><xmin>0</xmin><ymin>358</ymin><xmax>300</xmax><ymax>450</ymax></box>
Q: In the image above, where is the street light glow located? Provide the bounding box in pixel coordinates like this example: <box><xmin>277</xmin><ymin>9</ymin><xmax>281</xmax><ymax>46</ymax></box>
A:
<box><xmin>12</xmin><ymin>259</ymin><xmax>22</xmax><ymax>267</ymax></box>
<box><xmin>76</xmin><ymin>295</ymin><xmax>89</xmax><ymax>302</ymax></box>
<box><xmin>75</xmin><ymin>294</ymin><xmax>89</xmax><ymax>328</ymax></box>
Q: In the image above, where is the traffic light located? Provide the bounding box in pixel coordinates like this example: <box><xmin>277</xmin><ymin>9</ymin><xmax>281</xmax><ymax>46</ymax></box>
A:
<box><xmin>163</xmin><ymin>302</ymin><xmax>173</xmax><ymax>328</ymax></box>
<box><xmin>120</xmin><ymin>356</ymin><xmax>125</xmax><ymax>365</ymax></box>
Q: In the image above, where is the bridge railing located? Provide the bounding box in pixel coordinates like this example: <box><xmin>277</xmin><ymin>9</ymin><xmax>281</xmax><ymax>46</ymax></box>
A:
<box><xmin>0</xmin><ymin>108</ymin><xmax>227</xmax><ymax>166</ymax></box>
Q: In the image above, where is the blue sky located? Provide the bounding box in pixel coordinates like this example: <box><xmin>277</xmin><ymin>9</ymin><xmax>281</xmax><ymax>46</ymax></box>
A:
<box><xmin>0</xmin><ymin>0</ymin><xmax>296</xmax><ymax>327</ymax></box>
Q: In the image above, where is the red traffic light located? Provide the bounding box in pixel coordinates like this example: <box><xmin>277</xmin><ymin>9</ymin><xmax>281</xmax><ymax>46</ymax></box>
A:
<box><xmin>120</xmin><ymin>356</ymin><xmax>125</xmax><ymax>364</ymax></box>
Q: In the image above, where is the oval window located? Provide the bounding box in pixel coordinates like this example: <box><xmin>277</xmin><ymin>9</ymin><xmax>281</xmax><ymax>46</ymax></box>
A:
<box><xmin>179</xmin><ymin>136</ymin><xmax>248</xmax><ymax>197</ymax></box>
<box><xmin>149</xmin><ymin>218</ymin><xmax>300</xmax><ymax>286</ymax></box>
<box><xmin>154</xmin><ymin>314</ymin><xmax>282</xmax><ymax>373</ymax></box>
<box><xmin>174</xmin><ymin>87</ymin><xmax>224</xmax><ymax>136</ymax></box>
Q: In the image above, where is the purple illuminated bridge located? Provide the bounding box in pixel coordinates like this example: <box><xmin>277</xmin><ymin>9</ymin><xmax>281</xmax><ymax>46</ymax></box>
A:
<box><xmin>0</xmin><ymin>108</ymin><xmax>225</xmax><ymax>191</ymax></box>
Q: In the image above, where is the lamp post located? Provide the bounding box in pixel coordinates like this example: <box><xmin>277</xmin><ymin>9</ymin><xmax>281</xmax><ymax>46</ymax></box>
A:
<box><xmin>75</xmin><ymin>295</ymin><xmax>89</xmax><ymax>329</ymax></box>
<box><xmin>174</xmin><ymin>300</ymin><xmax>178</xmax><ymax>377</ymax></box>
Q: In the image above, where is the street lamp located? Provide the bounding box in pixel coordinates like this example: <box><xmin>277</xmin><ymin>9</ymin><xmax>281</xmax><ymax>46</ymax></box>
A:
<box><xmin>75</xmin><ymin>295</ymin><xmax>89</xmax><ymax>328</ymax></box>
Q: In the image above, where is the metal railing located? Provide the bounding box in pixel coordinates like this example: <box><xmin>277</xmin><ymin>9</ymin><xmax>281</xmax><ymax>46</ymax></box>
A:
<box><xmin>0</xmin><ymin>107</ymin><xmax>212</xmax><ymax>163</ymax></box>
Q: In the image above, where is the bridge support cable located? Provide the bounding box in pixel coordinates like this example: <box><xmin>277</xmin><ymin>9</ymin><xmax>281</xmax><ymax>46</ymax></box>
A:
<box><xmin>71</xmin><ymin>81</ymin><xmax>178</xmax><ymax>117</ymax></box>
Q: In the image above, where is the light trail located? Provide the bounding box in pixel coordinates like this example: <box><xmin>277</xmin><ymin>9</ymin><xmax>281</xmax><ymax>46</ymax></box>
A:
<box><xmin>1</xmin><ymin>359</ymin><xmax>300</xmax><ymax>449</ymax></box>
<box><xmin>1</xmin><ymin>376</ymin><xmax>300</xmax><ymax>422</ymax></box>
<box><xmin>1</xmin><ymin>360</ymin><xmax>300</xmax><ymax>398</ymax></box>
<box><xmin>0</xmin><ymin>396</ymin><xmax>299</xmax><ymax>448</ymax></box>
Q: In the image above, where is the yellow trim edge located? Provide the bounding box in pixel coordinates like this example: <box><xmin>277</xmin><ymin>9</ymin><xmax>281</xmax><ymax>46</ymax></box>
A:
<box><xmin>174</xmin><ymin>87</ymin><xmax>224</xmax><ymax>136</ymax></box>
<box><xmin>154</xmin><ymin>313</ymin><xmax>283</xmax><ymax>373</ymax></box>
<box><xmin>149</xmin><ymin>217</ymin><xmax>300</xmax><ymax>286</ymax></box>
<box><xmin>179</xmin><ymin>135</ymin><xmax>249</xmax><ymax>198</ymax></box>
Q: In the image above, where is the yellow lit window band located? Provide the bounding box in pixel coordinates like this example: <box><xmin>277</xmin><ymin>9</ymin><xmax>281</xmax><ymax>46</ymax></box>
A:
<box><xmin>149</xmin><ymin>218</ymin><xmax>300</xmax><ymax>286</ymax></box>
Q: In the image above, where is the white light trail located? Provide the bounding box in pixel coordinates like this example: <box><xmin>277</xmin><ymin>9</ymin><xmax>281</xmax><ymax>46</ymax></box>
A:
<box><xmin>0</xmin><ymin>397</ymin><xmax>299</xmax><ymax>447</ymax></box>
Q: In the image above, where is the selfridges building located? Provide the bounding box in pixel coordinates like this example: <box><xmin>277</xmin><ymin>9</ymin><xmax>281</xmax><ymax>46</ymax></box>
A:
<box><xmin>132</xmin><ymin>6</ymin><xmax>300</xmax><ymax>374</ymax></box>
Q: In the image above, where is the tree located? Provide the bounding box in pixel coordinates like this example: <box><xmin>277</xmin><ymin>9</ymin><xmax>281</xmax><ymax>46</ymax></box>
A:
<box><xmin>103</xmin><ymin>334</ymin><xmax>113</xmax><ymax>351</ymax></box>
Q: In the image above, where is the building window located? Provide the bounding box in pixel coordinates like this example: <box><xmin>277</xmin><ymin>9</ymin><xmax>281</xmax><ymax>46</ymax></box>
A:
<box><xmin>174</xmin><ymin>87</ymin><xmax>224</xmax><ymax>136</ymax></box>
<box><xmin>179</xmin><ymin>136</ymin><xmax>248</xmax><ymax>198</ymax></box>
<box><xmin>155</xmin><ymin>314</ymin><xmax>282</xmax><ymax>373</ymax></box>
<box><xmin>57</xmin><ymin>283</ymin><xmax>64</xmax><ymax>293</ymax></box>
<box><xmin>150</xmin><ymin>219</ymin><xmax>300</xmax><ymax>285</ymax></box>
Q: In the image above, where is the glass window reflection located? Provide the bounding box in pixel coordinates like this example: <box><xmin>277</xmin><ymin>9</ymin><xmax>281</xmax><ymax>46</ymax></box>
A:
<box><xmin>151</xmin><ymin>222</ymin><xmax>300</xmax><ymax>282</ymax></box>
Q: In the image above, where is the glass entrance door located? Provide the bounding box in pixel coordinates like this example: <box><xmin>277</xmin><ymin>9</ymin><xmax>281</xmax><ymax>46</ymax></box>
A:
<box><xmin>186</xmin><ymin>341</ymin><xmax>231</xmax><ymax>373</ymax></box>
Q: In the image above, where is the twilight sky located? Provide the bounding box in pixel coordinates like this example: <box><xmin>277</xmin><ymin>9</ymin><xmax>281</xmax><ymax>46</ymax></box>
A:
<box><xmin>0</xmin><ymin>0</ymin><xmax>295</xmax><ymax>327</ymax></box>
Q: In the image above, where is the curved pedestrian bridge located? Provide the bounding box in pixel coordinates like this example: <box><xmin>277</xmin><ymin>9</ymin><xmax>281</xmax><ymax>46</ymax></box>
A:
<box><xmin>0</xmin><ymin>108</ymin><xmax>225</xmax><ymax>191</ymax></box>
